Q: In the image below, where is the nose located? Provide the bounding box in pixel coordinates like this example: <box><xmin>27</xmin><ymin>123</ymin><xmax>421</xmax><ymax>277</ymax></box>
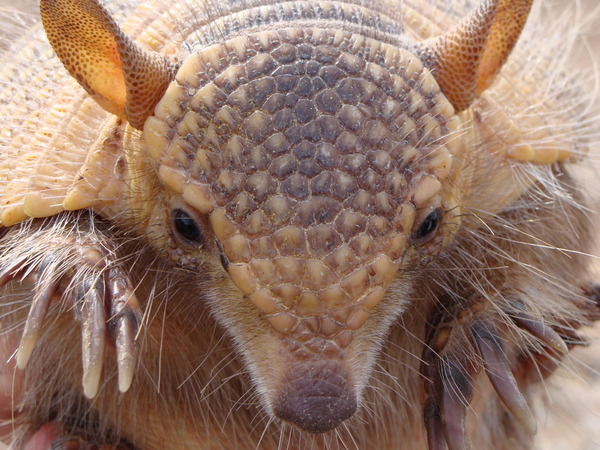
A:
<box><xmin>273</xmin><ymin>359</ymin><xmax>357</xmax><ymax>433</ymax></box>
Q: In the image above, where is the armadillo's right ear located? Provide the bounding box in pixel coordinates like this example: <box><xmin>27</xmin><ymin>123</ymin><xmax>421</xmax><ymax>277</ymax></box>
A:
<box><xmin>40</xmin><ymin>0</ymin><xmax>177</xmax><ymax>129</ymax></box>
<box><xmin>417</xmin><ymin>0</ymin><xmax>533</xmax><ymax>112</ymax></box>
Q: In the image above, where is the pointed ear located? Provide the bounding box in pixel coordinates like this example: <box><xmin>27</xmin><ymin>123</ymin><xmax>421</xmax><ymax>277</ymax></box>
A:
<box><xmin>417</xmin><ymin>0</ymin><xmax>533</xmax><ymax>112</ymax></box>
<box><xmin>40</xmin><ymin>0</ymin><xmax>177</xmax><ymax>129</ymax></box>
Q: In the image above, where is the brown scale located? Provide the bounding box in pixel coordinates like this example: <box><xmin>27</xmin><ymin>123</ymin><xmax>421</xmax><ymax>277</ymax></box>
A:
<box><xmin>146</xmin><ymin>28</ymin><xmax>458</xmax><ymax>352</ymax></box>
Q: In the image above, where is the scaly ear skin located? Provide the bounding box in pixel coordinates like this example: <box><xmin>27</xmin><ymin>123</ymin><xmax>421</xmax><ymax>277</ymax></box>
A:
<box><xmin>40</xmin><ymin>0</ymin><xmax>127</xmax><ymax>118</ymax></box>
<box><xmin>418</xmin><ymin>0</ymin><xmax>534</xmax><ymax>112</ymax></box>
<box><xmin>41</xmin><ymin>0</ymin><xmax>531</xmax><ymax>126</ymax></box>
<box><xmin>40</xmin><ymin>0</ymin><xmax>176</xmax><ymax>129</ymax></box>
<box><xmin>476</xmin><ymin>0</ymin><xmax>534</xmax><ymax>94</ymax></box>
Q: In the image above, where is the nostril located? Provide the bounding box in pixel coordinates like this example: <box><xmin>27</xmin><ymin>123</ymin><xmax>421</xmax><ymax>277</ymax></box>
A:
<box><xmin>273</xmin><ymin>361</ymin><xmax>357</xmax><ymax>433</ymax></box>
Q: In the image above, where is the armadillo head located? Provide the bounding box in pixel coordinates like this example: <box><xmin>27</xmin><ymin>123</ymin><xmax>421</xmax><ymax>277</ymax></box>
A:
<box><xmin>41</xmin><ymin>0</ymin><xmax>533</xmax><ymax>434</ymax></box>
<box><xmin>144</xmin><ymin>28</ymin><xmax>461</xmax><ymax>432</ymax></box>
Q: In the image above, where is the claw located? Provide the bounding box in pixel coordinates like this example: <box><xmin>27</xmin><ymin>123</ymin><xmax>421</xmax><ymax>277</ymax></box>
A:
<box><xmin>16</xmin><ymin>287</ymin><xmax>55</xmax><ymax>370</ymax></box>
<box><xmin>471</xmin><ymin>322</ymin><xmax>537</xmax><ymax>435</ymax></box>
<box><xmin>422</xmin><ymin>325</ymin><xmax>474</xmax><ymax>450</ymax></box>
<box><xmin>509</xmin><ymin>305</ymin><xmax>568</xmax><ymax>354</ymax></box>
<box><xmin>441</xmin><ymin>358</ymin><xmax>473</xmax><ymax>450</ymax></box>
<box><xmin>2</xmin><ymin>220</ymin><xmax>141</xmax><ymax>400</ymax></box>
<box><xmin>115</xmin><ymin>315</ymin><xmax>136</xmax><ymax>393</ymax></box>
<box><xmin>422</xmin><ymin>346</ymin><xmax>446</xmax><ymax>450</ymax></box>
<box><xmin>0</xmin><ymin>260</ymin><xmax>25</xmax><ymax>287</ymax></box>
<box><xmin>424</xmin><ymin>401</ymin><xmax>445</xmax><ymax>450</ymax></box>
<box><xmin>17</xmin><ymin>256</ymin><xmax>59</xmax><ymax>369</ymax></box>
<box><xmin>107</xmin><ymin>269</ymin><xmax>140</xmax><ymax>393</ymax></box>
<box><xmin>422</xmin><ymin>295</ymin><xmax>544</xmax><ymax>450</ymax></box>
<box><xmin>80</xmin><ymin>278</ymin><xmax>106</xmax><ymax>399</ymax></box>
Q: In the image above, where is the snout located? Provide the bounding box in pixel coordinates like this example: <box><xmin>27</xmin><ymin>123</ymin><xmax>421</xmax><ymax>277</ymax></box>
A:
<box><xmin>273</xmin><ymin>359</ymin><xmax>356</xmax><ymax>433</ymax></box>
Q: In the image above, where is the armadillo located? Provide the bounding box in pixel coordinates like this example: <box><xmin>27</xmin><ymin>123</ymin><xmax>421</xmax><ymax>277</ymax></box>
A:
<box><xmin>0</xmin><ymin>0</ymin><xmax>599</xmax><ymax>448</ymax></box>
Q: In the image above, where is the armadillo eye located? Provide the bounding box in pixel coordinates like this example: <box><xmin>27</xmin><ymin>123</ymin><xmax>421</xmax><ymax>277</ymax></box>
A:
<box><xmin>413</xmin><ymin>208</ymin><xmax>441</xmax><ymax>242</ymax></box>
<box><xmin>173</xmin><ymin>209</ymin><xmax>204</xmax><ymax>244</ymax></box>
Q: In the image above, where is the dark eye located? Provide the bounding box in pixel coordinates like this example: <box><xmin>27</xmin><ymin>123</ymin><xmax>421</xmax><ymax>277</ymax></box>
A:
<box><xmin>173</xmin><ymin>209</ymin><xmax>203</xmax><ymax>244</ymax></box>
<box><xmin>413</xmin><ymin>208</ymin><xmax>441</xmax><ymax>241</ymax></box>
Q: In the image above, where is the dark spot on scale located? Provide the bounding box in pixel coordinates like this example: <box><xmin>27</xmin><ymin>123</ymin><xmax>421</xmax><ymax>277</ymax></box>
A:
<box><xmin>220</xmin><ymin>253</ymin><xmax>229</xmax><ymax>271</ymax></box>
<box><xmin>215</xmin><ymin>240</ymin><xmax>229</xmax><ymax>271</ymax></box>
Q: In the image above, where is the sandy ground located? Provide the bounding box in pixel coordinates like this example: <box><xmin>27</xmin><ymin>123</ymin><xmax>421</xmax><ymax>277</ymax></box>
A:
<box><xmin>0</xmin><ymin>1</ymin><xmax>599</xmax><ymax>449</ymax></box>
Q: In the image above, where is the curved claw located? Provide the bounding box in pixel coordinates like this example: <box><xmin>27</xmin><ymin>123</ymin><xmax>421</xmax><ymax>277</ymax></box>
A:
<box><xmin>422</xmin><ymin>329</ymin><xmax>475</xmax><ymax>450</ymax></box>
<box><xmin>441</xmin><ymin>358</ymin><xmax>473</xmax><ymax>450</ymax></box>
<box><xmin>422</xmin><ymin>345</ymin><xmax>446</xmax><ymax>450</ymax></box>
<box><xmin>115</xmin><ymin>316</ymin><xmax>136</xmax><ymax>393</ymax></box>
<box><xmin>80</xmin><ymin>278</ymin><xmax>106</xmax><ymax>399</ymax></box>
<box><xmin>509</xmin><ymin>305</ymin><xmax>568</xmax><ymax>354</ymax></box>
<box><xmin>1</xmin><ymin>219</ymin><xmax>141</xmax><ymax>401</ymax></box>
<box><xmin>421</xmin><ymin>295</ymin><xmax>546</xmax><ymax>450</ymax></box>
<box><xmin>6</xmin><ymin>251</ymin><xmax>141</xmax><ymax>397</ymax></box>
<box><xmin>0</xmin><ymin>270</ymin><xmax>14</xmax><ymax>288</ymax></box>
<box><xmin>0</xmin><ymin>258</ymin><xmax>27</xmax><ymax>287</ymax></box>
<box><xmin>0</xmin><ymin>270</ymin><xmax>16</xmax><ymax>288</ymax></box>
<box><xmin>471</xmin><ymin>322</ymin><xmax>537</xmax><ymax>435</ymax></box>
<box><xmin>107</xmin><ymin>268</ymin><xmax>141</xmax><ymax>393</ymax></box>
<box><xmin>424</xmin><ymin>401</ymin><xmax>445</xmax><ymax>450</ymax></box>
<box><xmin>17</xmin><ymin>255</ymin><xmax>59</xmax><ymax>369</ymax></box>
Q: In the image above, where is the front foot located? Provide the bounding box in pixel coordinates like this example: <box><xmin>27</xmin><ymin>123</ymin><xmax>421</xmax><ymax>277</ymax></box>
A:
<box><xmin>0</xmin><ymin>217</ymin><xmax>141</xmax><ymax>398</ymax></box>
<box><xmin>421</xmin><ymin>294</ymin><xmax>571</xmax><ymax>450</ymax></box>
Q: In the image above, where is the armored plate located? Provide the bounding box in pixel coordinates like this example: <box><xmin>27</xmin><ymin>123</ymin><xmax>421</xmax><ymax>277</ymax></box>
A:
<box><xmin>0</xmin><ymin>0</ymin><xmax>170</xmax><ymax>226</ymax></box>
<box><xmin>0</xmin><ymin>0</ymin><xmax>575</xmax><ymax>229</ymax></box>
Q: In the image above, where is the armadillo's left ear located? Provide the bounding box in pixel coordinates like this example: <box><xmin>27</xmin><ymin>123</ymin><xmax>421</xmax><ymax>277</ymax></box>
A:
<box><xmin>40</xmin><ymin>0</ymin><xmax>176</xmax><ymax>129</ymax></box>
<box><xmin>417</xmin><ymin>0</ymin><xmax>533</xmax><ymax>112</ymax></box>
